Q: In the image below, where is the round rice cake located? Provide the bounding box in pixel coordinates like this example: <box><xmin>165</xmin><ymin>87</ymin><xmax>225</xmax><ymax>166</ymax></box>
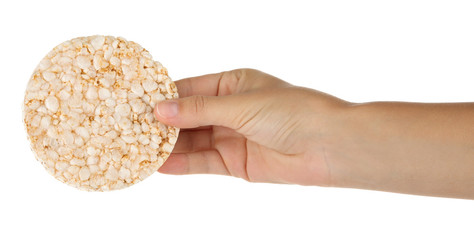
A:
<box><xmin>23</xmin><ymin>35</ymin><xmax>179</xmax><ymax>191</ymax></box>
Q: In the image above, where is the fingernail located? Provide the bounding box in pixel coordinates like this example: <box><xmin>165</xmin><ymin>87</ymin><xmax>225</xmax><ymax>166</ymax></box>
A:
<box><xmin>156</xmin><ymin>101</ymin><xmax>178</xmax><ymax>118</ymax></box>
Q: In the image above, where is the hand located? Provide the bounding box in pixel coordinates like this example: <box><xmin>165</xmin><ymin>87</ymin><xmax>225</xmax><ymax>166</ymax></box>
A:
<box><xmin>154</xmin><ymin>69</ymin><xmax>348</xmax><ymax>186</ymax></box>
<box><xmin>155</xmin><ymin>68</ymin><xmax>474</xmax><ymax>199</ymax></box>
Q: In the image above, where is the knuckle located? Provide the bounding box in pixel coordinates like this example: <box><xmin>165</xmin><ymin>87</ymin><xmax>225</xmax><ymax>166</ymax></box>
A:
<box><xmin>232</xmin><ymin>68</ymin><xmax>252</xmax><ymax>80</ymax></box>
<box><xmin>218</xmin><ymin>69</ymin><xmax>248</xmax><ymax>95</ymax></box>
<box><xmin>190</xmin><ymin>95</ymin><xmax>207</xmax><ymax>115</ymax></box>
<box><xmin>235</xmin><ymin>68</ymin><xmax>257</xmax><ymax>75</ymax></box>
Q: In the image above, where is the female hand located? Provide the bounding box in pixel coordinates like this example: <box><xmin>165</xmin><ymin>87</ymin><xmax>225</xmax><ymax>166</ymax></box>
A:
<box><xmin>154</xmin><ymin>69</ymin><xmax>347</xmax><ymax>186</ymax></box>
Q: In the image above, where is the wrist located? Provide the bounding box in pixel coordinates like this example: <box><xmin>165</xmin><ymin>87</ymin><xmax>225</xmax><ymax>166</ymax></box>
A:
<box><xmin>303</xmin><ymin>90</ymin><xmax>356</xmax><ymax>187</ymax></box>
<box><xmin>318</xmin><ymin>102</ymin><xmax>379</xmax><ymax>189</ymax></box>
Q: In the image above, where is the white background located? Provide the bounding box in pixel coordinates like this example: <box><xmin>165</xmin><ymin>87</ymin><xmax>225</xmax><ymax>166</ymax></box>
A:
<box><xmin>1</xmin><ymin>0</ymin><xmax>473</xmax><ymax>239</ymax></box>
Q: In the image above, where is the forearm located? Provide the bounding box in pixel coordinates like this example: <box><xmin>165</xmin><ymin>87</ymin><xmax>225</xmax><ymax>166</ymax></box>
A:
<box><xmin>326</xmin><ymin>101</ymin><xmax>474</xmax><ymax>198</ymax></box>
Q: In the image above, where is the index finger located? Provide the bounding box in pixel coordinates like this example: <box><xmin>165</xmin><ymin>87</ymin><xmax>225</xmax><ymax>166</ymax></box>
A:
<box><xmin>174</xmin><ymin>69</ymin><xmax>289</xmax><ymax>98</ymax></box>
<box><xmin>174</xmin><ymin>70</ymin><xmax>241</xmax><ymax>98</ymax></box>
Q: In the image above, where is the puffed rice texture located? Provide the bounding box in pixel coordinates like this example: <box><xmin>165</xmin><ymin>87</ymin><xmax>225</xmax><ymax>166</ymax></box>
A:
<box><xmin>23</xmin><ymin>35</ymin><xmax>179</xmax><ymax>191</ymax></box>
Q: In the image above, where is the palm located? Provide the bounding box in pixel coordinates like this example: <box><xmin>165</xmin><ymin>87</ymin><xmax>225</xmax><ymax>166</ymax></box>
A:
<box><xmin>214</xmin><ymin>124</ymin><xmax>292</xmax><ymax>182</ymax></box>
<box><xmin>169</xmin><ymin>122</ymin><xmax>327</xmax><ymax>185</ymax></box>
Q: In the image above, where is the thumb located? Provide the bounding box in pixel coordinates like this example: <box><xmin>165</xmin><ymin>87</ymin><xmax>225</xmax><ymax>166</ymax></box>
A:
<box><xmin>154</xmin><ymin>95</ymin><xmax>257</xmax><ymax>129</ymax></box>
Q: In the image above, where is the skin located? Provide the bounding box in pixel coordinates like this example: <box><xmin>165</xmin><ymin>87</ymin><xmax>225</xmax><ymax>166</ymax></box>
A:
<box><xmin>154</xmin><ymin>69</ymin><xmax>474</xmax><ymax>199</ymax></box>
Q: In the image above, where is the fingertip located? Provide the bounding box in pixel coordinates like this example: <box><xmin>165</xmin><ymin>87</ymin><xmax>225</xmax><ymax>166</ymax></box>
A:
<box><xmin>153</xmin><ymin>100</ymin><xmax>178</xmax><ymax>119</ymax></box>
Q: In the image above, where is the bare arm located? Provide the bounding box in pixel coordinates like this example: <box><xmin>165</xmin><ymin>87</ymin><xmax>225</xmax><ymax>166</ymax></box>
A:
<box><xmin>328</xmin><ymin>102</ymin><xmax>474</xmax><ymax>198</ymax></box>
